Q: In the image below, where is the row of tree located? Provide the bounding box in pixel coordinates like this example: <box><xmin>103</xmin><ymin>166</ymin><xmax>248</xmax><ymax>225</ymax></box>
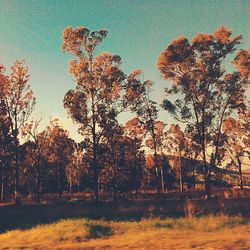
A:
<box><xmin>0</xmin><ymin>25</ymin><xmax>249</xmax><ymax>203</ymax></box>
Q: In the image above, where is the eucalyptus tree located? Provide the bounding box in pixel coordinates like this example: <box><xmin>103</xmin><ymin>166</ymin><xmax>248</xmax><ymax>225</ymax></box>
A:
<box><xmin>223</xmin><ymin>114</ymin><xmax>250</xmax><ymax>189</ymax></box>
<box><xmin>125</xmin><ymin>70</ymin><xmax>165</xmax><ymax>192</ymax></box>
<box><xmin>0</xmin><ymin>64</ymin><xmax>14</xmax><ymax>202</ymax></box>
<box><xmin>157</xmin><ymin>26</ymin><xmax>249</xmax><ymax>197</ymax></box>
<box><xmin>1</xmin><ymin>61</ymin><xmax>35</xmax><ymax>201</ymax></box>
<box><xmin>62</xmin><ymin>26</ymin><xmax>136</xmax><ymax>201</ymax></box>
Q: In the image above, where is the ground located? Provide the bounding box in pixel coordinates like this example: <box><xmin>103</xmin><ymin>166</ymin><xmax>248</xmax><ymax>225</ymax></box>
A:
<box><xmin>0</xmin><ymin>215</ymin><xmax>250</xmax><ymax>249</ymax></box>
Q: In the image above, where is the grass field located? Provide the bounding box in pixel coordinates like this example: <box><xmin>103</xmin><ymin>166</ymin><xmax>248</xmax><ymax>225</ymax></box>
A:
<box><xmin>0</xmin><ymin>215</ymin><xmax>250</xmax><ymax>249</ymax></box>
<box><xmin>1</xmin><ymin>190</ymin><xmax>250</xmax><ymax>249</ymax></box>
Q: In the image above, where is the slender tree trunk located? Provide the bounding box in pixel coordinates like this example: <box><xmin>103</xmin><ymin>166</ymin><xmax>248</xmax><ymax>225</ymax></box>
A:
<box><xmin>92</xmin><ymin>142</ymin><xmax>99</xmax><ymax>202</ymax></box>
<box><xmin>113</xmin><ymin>183</ymin><xmax>117</xmax><ymax>202</ymax></box>
<box><xmin>192</xmin><ymin>165</ymin><xmax>196</xmax><ymax>190</ymax></box>
<box><xmin>204</xmin><ymin>168</ymin><xmax>211</xmax><ymax>199</ymax></box>
<box><xmin>0</xmin><ymin>163</ymin><xmax>4</xmax><ymax>202</ymax></box>
<box><xmin>58</xmin><ymin>164</ymin><xmax>62</xmax><ymax>198</ymax></box>
<box><xmin>205</xmin><ymin>176</ymin><xmax>210</xmax><ymax>197</ymax></box>
<box><xmin>238</xmin><ymin>157</ymin><xmax>243</xmax><ymax>189</ymax></box>
<box><xmin>91</xmin><ymin>96</ymin><xmax>99</xmax><ymax>202</ymax></box>
<box><xmin>40</xmin><ymin>175</ymin><xmax>44</xmax><ymax>199</ymax></box>
<box><xmin>160</xmin><ymin>166</ymin><xmax>164</xmax><ymax>192</ymax></box>
<box><xmin>0</xmin><ymin>164</ymin><xmax>2</xmax><ymax>202</ymax></box>
<box><xmin>111</xmin><ymin>145</ymin><xmax>117</xmax><ymax>202</ymax></box>
<box><xmin>93</xmin><ymin>142</ymin><xmax>99</xmax><ymax>202</ymax></box>
<box><xmin>93</xmin><ymin>167</ymin><xmax>99</xmax><ymax>201</ymax></box>
<box><xmin>40</xmin><ymin>161</ymin><xmax>43</xmax><ymax>199</ymax></box>
<box><xmin>179</xmin><ymin>157</ymin><xmax>183</xmax><ymax>192</ymax></box>
<box><xmin>89</xmin><ymin>52</ymin><xmax>99</xmax><ymax>202</ymax></box>
<box><xmin>69</xmin><ymin>179</ymin><xmax>73</xmax><ymax>197</ymax></box>
<box><xmin>14</xmin><ymin>131</ymin><xmax>20</xmax><ymax>203</ymax></box>
<box><xmin>154</xmin><ymin>150</ymin><xmax>161</xmax><ymax>197</ymax></box>
<box><xmin>36</xmin><ymin>161</ymin><xmax>41</xmax><ymax>203</ymax></box>
<box><xmin>1</xmin><ymin>177</ymin><xmax>4</xmax><ymax>202</ymax></box>
<box><xmin>146</xmin><ymin>99</ymin><xmax>162</xmax><ymax>195</ymax></box>
<box><xmin>201</xmin><ymin>139</ymin><xmax>211</xmax><ymax>199</ymax></box>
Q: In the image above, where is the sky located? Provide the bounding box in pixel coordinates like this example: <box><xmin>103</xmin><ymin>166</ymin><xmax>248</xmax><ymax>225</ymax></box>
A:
<box><xmin>0</xmin><ymin>0</ymin><xmax>249</xmax><ymax>142</ymax></box>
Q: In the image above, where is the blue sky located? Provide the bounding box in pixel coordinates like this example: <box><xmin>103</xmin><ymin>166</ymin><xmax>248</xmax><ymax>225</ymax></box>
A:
<box><xmin>0</xmin><ymin>0</ymin><xmax>249</xmax><ymax>141</ymax></box>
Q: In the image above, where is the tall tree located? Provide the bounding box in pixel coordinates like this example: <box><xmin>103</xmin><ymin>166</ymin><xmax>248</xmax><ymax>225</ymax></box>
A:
<box><xmin>157</xmin><ymin>26</ymin><xmax>249</xmax><ymax>197</ymax></box>
<box><xmin>62</xmin><ymin>26</ymin><xmax>134</xmax><ymax>201</ymax></box>
<box><xmin>223</xmin><ymin>116</ymin><xmax>249</xmax><ymax>189</ymax></box>
<box><xmin>0</xmin><ymin>64</ymin><xmax>14</xmax><ymax>202</ymax></box>
<box><xmin>145</xmin><ymin>120</ymin><xmax>166</xmax><ymax>191</ymax></box>
<box><xmin>125</xmin><ymin>71</ymin><xmax>164</xmax><ymax>193</ymax></box>
<box><xmin>1</xmin><ymin>60</ymin><xmax>35</xmax><ymax>201</ymax></box>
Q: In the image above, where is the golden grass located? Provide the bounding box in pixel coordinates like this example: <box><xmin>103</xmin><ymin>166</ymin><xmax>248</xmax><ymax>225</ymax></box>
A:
<box><xmin>0</xmin><ymin>215</ymin><xmax>250</xmax><ymax>249</ymax></box>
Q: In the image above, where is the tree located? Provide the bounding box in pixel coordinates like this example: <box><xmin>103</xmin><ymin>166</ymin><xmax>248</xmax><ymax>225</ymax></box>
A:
<box><xmin>0</xmin><ymin>64</ymin><xmax>14</xmax><ymax>202</ymax></box>
<box><xmin>157</xmin><ymin>26</ymin><xmax>249</xmax><ymax>197</ymax></box>
<box><xmin>145</xmin><ymin>120</ymin><xmax>166</xmax><ymax>192</ymax></box>
<box><xmin>223</xmin><ymin>116</ymin><xmax>249</xmax><ymax>189</ymax></box>
<box><xmin>183</xmin><ymin>125</ymin><xmax>202</xmax><ymax>189</ymax></box>
<box><xmin>100</xmin><ymin>127</ymin><xmax>144</xmax><ymax>199</ymax></box>
<box><xmin>103</xmin><ymin>123</ymin><xmax>123</xmax><ymax>200</ymax></box>
<box><xmin>0</xmin><ymin>119</ymin><xmax>13</xmax><ymax>202</ymax></box>
<box><xmin>125</xmin><ymin>71</ymin><xmax>165</xmax><ymax>193</ymax></box>
<box><xmin>22</xmin><ymin>118</ymin><xmax>47</xmax><ymax>202</ymax></box>
<box><xmin>2</xmin><ymin>60</ymin><xmax>36</xmax><ymax>201</ymax></box>
<box><xmin>45</xmin><ymin>119</ymin><xmax>75</xmax><ymax>198</ymax></box>
<box><xmin>62</xmin><ymin>26</ymin><xmax>135</xmax><ymax>201</ymax></box>
<box><xmin>117</xmin><ymin>135</ymin><xmax>144</xmax><ymax>195</ymax></box>
<box><xmin>65</xmin><ymin>144</ymin><xmax>88</xmax><ymax>195</ymax></box>
<box><xmin>166</xmin><ymin>124</ymin><xmax>186</xmax><ymax>191</ymax></box>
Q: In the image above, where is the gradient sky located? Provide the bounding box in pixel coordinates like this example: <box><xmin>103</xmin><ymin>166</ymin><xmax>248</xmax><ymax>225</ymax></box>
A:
<box><xmin>0</xmin><ymin>0</ymin><xmax>249</xmax><ymax>141</ymax></box>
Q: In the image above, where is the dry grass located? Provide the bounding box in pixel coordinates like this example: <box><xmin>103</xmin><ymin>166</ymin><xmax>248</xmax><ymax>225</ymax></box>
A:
<box><xmin>0</xmin><ymin>215</ymin><xmax>250</xmax><ymax>249</ymax></box>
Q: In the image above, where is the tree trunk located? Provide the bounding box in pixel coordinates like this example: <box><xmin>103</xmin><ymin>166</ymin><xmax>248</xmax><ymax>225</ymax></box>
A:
<box><xmin>153</xmin><ymin>148</ymin><xmax>161</xmax><ymax>197</ymax></box>
<box><xmin>238</xmin><ymin>158</ymin><xmax>243</xmax><ymax>189</ymax></box>
<box><xmin>93</xmin><ymin>148</ymin><xmax>99</xmax><ymax>202</ymax></box>
<box><xmin>14</xmin><ymin>133</ymin><xmax>20</xmax><ymax>204</ymax></box>
<box><xmin>92</xmin><ymin>100</ymin><xmax>99</xmax><ymax>202</ymax></box>
<box><xmin>36</xmin><ymin>163</ymin><xmax>41</xmax><ymax>203</ymax></box>
<box><xmin>92</xmin><ymin>143</ymin><xmax>99</xmax><ymax>202</ymax></box>
<box><xmin>40</xmin><ymin>177</ymin><xmax>44</xmax><ymax>199</ymax></box>
<box><xmin>69</xmin><ymin>179</ymin><xmax>73</xmax><ymax>197</ymax></box>
<box><xmin>179</xmin><ymin>159</ymin><xmax>183</xmax><ymax>192</ymax></box>
<box><xmin>1</xmin><ymin>177</ymin><xmax>4</xmax><ymax>202</ymax></box>
<box><xmin>160</xmin><ymin>166</ymin><xmax>165</xmax><ymax>192</ymax></box>
<box><xmin>0</xmin><ymin>164</ymin><xmax>4</xmax><ymax>202</ymax></box>
<box><xmin>0</xmin><ymin>164</ymin><xmax>2</xmax><ymax>202</ymax></box>
<box><xmin>192</xmin><ymin>164</ymin><xmax>196</xmax><ymax>189</ymax></box>
<box><xmin>58</xmin><ymin>164</ymin><xmax>62</xmax><ymax>198</ymax></box>
<box><xmin>202</xmin><ymin>141</ymin><xmax>211</xmax><ymax>199</ymax></box>
<box><xmin>204</xmin><ymin>171</ymin><xmax>211</xmax><ymax>199</ymax></box>
<box><xmin>113</xmin><ymin>184</ymin><xmax>117</xmax><ymax>202</ymax></box>
<box><xmin>94</xmin><ymin>169</ymin><xmax>99</xmax><ymax>202</ymax></box>
<box><xmin>112</xmin><ymin>149</ymin><xmax>117</xmax><ymax>202</ymax></box>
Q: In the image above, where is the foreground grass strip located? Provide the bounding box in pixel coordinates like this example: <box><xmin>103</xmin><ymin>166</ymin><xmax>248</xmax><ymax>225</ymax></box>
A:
<box><xmin>0</xmin><ymin>215</ymin><xmax>249</xmax><ymax>249</ymax></box>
